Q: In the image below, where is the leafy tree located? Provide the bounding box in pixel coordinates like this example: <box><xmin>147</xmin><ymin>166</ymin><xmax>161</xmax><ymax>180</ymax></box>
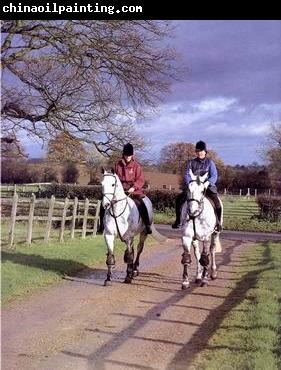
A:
<box><xmin>263</xmin><ymin>122</ymin><xmax>281</xmax><ymax>191</ymax></box>
<box><xmin>159</xmin><ymin>142</ymin><xmax>225</xmax><ymax>175</ymax></box>
<box><xmin>159</xmin><ymin>142</ymin><xmax>195</xmax><ymax>174</ymax></box>
<box><xmin>47</xmin><ymin>133</ymin><xmax>87</xmax><ymax>163</ymax></box>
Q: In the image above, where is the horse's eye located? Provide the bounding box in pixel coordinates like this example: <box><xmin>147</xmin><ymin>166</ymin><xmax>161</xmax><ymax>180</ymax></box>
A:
<box><xmin>112</xmin><ymin>184</ymin><xmax>115</xmax><ymax>186</ymax></box>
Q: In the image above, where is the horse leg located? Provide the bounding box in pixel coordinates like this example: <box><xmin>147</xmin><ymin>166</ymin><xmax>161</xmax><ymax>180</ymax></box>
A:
<box><xmin>104</xmin><ymin>234</ymin><xmax>115</xmax><ymax>286</ymax></box>
<box><xmin>210</xmin><ymin>235</ymin><xmax>217</xmax><ymax>280</ymax></box>
<box><xmin>124</xmin><ymin>238</ymin><xmax>134</xmax><ymax>284</ymax></box>
<box><xmin>133</xmin><ymin>231</ymin><xmax>147</xmax><ymax>277</ymax></box>
<box><xmin>181</xmin><ymin>236</ymin><xmax>192</xmax><ymax>290</ymax></box>
<box><xmin>193</xmin><ymin>239</ymin><xmax>203</xmax><ymax>284</ymax></box>
<box><xmin>199</xmin><ymin>241</ymin><xmax>210</xmax><ymax>287</ymax></box>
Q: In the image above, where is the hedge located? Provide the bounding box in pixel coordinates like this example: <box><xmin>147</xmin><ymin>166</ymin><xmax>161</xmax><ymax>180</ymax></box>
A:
<box><xmin>38</xmin><ymin>184</ymin><xmax>179</xmax><ymax>211</ymax></box>
<box><xmin>257</xmin><ymin>195</ymin><xmax>281</xmax><ymax>222</ymax></box>
<box><xmin>38</xmin><ymin>183</ymin><xmax>102</xmax><ymax>200</ymax></box>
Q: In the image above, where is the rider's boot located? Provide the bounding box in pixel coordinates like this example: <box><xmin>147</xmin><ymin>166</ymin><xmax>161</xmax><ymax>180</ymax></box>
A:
<box><xmin>214</xmin><ymin>207</ymin><xmax>223</xmax><ymax>232</ymax></box>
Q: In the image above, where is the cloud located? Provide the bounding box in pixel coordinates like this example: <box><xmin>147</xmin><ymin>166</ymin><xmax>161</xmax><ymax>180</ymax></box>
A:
<box><xmin>137</xmin><ymin>97</ymin><xmax>281</xmax><ymax>165</ymax></box>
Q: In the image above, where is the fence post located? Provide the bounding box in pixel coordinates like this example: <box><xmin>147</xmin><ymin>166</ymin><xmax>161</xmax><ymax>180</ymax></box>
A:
<box><xmin>82</xmin><ymin>198</ymin><xmax>90</xmax><ymax>239</ymax></box>
<box><xmin>26</xmin><ymin>193</ymin><xmax>36</xmax><ymax>246</ymax></box>
<box><xmin>14</xmin><ymin>184</ymin><xmax>17</xmax><ymax>194</ymax></box>
<box><xmin>59</xmin><ymin>197</ymin><xmax>69</xmax><ymax>243</ymax></box>
<box><xmin>239</xmin><ymin>189</ymin><xmax>242</xmax><ymax>197</ymax></box>
<box><xmin>254</xmin><ymin>189</ymin><xmax>257</xmax><ymax>198</ymax></box>
<box><xmin>224</xmin><ymin>188</ymin><xmax>227</xmax><ymax>195</ymax></box>
<box><xmin>8</xmin><ymin>192</ymin><xmax>18</xmax><ymax>248</ymax></box>
<box><xmin>44</xmin><ymin>195</ymin><xmax>55</xmax><ymax>244</ymax></box>
<box><xmin>93</xmin><ymin>200</ymin><xmax>101</xmax><ymax>236</ymax></box>
<box><xmin>246</xmin><ymin>188</ymin><xmax>250</xmax><ymax>197</ymax></box>
<box><xmin>268</xmin><ymin>189</ymin><xmax>271</xmax><ymax>196</ymax></box>
<box><xmin>70</xmin><ymin>197</ymin><xmax>78</xmax><ymax>239</ymax></box>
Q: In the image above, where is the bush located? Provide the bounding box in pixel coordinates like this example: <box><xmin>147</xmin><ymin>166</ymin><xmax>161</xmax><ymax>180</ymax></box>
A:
<box><xmin>61</xmin><ymin>161</ymin><xmax>79</xmax><ymax>183</ymax></box>
<box><xmin>38</xmin><ymin>183</ymin><xmax>102</xmax><ymax>200</ymax></box>
<box><xmin>145</xmin><ymin>189</ymin><xmax>179</xmax><ymax>211</ymax></box>
<box><xmin>257</xmin><ymin>195</ymin><xmax>281</xmax><ymax>222</ymax></box>
<box><xmin>1</xmin><ymin>160</ymin><xmax>33</xmax><ymax>184</ymax></box>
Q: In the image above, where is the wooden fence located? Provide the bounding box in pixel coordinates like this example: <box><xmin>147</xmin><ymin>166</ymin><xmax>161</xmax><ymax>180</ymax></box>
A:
<box><xmin>1</xmin><ymin>193</ymin><xmax>101</xmax><ymax>247</ymax></box>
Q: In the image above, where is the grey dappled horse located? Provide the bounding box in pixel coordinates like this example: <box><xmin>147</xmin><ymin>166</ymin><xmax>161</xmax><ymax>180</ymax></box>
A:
<box><xmin>101</xmin><ymin>169</ymin><xmax>153</xmax><ymax>285</ymax></box>
<box><xmin>181</xmin><ymin>170</ymin><xmax>223</xmax><ymax>289</ymax></box>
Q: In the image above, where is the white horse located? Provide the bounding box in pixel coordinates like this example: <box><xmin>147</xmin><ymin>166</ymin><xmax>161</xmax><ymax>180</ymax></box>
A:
<box><xmin>101</xmin><ymin>169</ymin><xmax>153</xmax><ymax>286</ymax></box>
<box><xmin>181</xmin><ymin>170</ymin><xmax>222</xmax><ymax>290</ymax></box>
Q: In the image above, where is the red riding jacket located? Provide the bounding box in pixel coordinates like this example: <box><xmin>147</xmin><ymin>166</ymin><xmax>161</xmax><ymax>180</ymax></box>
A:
<box><xmin>115</xmin><ymin>156</ymin><xmax>145</xmax><ymax>196</ymax></box>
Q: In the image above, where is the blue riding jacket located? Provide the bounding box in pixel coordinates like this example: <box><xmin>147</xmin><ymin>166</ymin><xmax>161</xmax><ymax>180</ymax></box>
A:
<box><xmin>184</xmin><ymin>157</ymin><xmax>218</xmax><ymax>191</ymax></box>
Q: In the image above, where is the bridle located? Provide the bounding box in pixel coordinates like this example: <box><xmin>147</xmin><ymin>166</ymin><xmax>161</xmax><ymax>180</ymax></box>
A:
<box><xmin>186</xmin><ymin>179</ymin><xmax>207</xmax><ymax>241</ymax></box>
<box><xmin>102</xmin><ymin>173</ymin><xmax>129</xmax><ymax>242</ymax></box>
<box><xmin>186</xmin><ymin>179</ymin><xmax>206</xmax><ymax>219</ymax></box>
<box><xmin>102</xmin><ymin>174</ymin><xmax>128</xmax><ymax>218</ymax></box>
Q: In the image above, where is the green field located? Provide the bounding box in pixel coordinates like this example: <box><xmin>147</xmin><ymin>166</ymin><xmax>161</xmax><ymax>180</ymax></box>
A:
<box><xmin>154</xmin><ymin>196</ymin><xmax>281</xmax><ymax>233</ymax></box>
<box><xmin>190</xmin><ymin>242</ymin><xmax>281</xmax><ymax>370</ymax></box>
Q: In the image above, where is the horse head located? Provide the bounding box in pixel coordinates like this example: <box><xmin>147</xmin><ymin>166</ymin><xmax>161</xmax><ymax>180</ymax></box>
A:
<box><xmin>101</xmin><ymin>169</ymin><xmax>122</xmax><ymax>209</ymax></box>
<box><xmin>187</xmin><ymin>170</ymin><xmax>209</xmax><ymax>216</ymax></box>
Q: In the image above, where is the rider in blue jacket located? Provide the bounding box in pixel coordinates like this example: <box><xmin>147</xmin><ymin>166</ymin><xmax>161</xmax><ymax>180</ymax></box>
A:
<box><xmin>172</xmin><ymin>140</ymin><xmax>222</xmax><ymax>231</ymax></box>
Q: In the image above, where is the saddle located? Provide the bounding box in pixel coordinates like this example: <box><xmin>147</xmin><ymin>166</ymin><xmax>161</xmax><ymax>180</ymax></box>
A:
<box><xmin>180</xmin><ymin>195</ymin><xmax>222</xmax><ymax>225</ymax></box>
<box><xmin>130</xmin><ymin>195</ymin><xmax>152</xmax><ymax>224</ymax></box>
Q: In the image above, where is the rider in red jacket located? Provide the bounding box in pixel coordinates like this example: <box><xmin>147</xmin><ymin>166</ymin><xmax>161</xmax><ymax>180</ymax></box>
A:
<box><xmin>115</xmin><ymin>143</ymin><xmax>152</xmax><ymax>234</ymax></box>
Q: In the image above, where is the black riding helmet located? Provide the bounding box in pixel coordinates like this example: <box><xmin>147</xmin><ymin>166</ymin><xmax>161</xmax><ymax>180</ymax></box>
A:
<box><xmin>123</xmin><ymin>143</ymin><xmax>134</xmax><ymax>156</ymax></box>
<box><xmin>195</xmin><ymin>141</ymin><xmax>207</xmax><ymax>152</ymax></box>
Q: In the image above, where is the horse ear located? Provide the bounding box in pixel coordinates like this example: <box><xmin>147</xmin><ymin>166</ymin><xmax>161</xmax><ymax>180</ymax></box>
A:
<box><xmin>111</xmin><ymin>168</ymin><xmax>115</xmax><ymax>174</ymax></box>
<box><xmin>201</xmin><ymin>172</ymin><xmax>208</xmax><ymax>182</ymax></box>
<box><xmin>189</xmin><ymin>169</ymin><xmax>196</xmax><ymax>181</ymax></box>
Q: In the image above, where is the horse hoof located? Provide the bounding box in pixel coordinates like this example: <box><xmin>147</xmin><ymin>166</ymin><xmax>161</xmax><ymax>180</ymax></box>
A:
<box><xmin>124</xmin><ymin>277</ymin><xmax>132</xmax><ymax>284</ymax></box>
<box><xmin>200</xmin><ymin>281</ymin><xmax>208</xmax><ymax>287</ymax></box>
<box><xmin>211</xmin><ymin>273</ymin><xmax>217</xmax><ymax>280</ymax></box>
<box><xmin>104</xmin><ymin>280</ymin><xmax>112</xmax><ymax>286</ymax></box>
<box><xmin>133</xmin><ymin>270</ymin><xmax>139</xmax><ymax>277</ymax></box>
<box><xmin>195</xmin><ymin>278</ymin><xmax>202</xmax><ymax>284</ymax></box>
<box><xmin>182</xmin><ymin>283</ymin><xmax>190</xmax><ymax>290</ymax></box>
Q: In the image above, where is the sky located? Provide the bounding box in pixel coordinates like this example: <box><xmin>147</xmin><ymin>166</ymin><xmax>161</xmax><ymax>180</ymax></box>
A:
<box><xmin>20</xmin><ymin>20</ymin><xmax>281</xmax><ymax>165</ymax></box>
<box><xmin>137</xmin><ymin>20</ymin><xmax>281</xmax><ymax>165</ymax></box>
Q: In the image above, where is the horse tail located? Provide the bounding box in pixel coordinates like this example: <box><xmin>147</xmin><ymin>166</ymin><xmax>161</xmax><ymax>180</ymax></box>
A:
<box><xmin>150</xmin><ymin>224</ymin><xmax>167</xmax><ymax>242</ymax></box>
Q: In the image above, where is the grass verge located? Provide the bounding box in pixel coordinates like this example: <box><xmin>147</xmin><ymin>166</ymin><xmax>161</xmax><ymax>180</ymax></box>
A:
<box><xmin>1</xmin><ymin>233</ymin><xmax>154</xmax><ymax>306</ymax></box>
<box><xmin>190</xmin><ymin>242</ymin><xmax>281</xmax><ymax>370</ymax></box>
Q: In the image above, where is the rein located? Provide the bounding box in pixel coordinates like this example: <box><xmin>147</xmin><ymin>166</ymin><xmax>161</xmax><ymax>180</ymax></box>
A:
<box><xmin>186</xmin><ymin>179</ymin><xmax>207</xmax><ymax>241</ymax></box>
<box><xmin>102</xmin><ymin>173</ymin><xmax>129</xmax><ymax>242</ymax></box>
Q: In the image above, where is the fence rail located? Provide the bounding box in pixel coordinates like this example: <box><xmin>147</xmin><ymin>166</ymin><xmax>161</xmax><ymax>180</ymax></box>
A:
<box><xmin>2</xmin><ymin>193</ymin><xmax>101</xmax><ymax>247</ymax></box>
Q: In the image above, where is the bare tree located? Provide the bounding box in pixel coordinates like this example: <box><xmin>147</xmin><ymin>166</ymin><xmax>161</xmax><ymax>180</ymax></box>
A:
<box><xmin>1</xmin><ymin>20</ymin><xmax>177</xmax><ymax>155</ymax></box>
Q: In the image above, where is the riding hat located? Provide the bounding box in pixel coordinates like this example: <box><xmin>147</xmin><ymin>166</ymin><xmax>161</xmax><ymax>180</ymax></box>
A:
<box><xmin>123</xmin><ymin>143</ymin><xmax>134</xmax><ymax>156</ymax></box>
<box><xmin>195</xmin><ymin>141</ymin><xmax>207</xmax><ymax>152</ymax></box>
